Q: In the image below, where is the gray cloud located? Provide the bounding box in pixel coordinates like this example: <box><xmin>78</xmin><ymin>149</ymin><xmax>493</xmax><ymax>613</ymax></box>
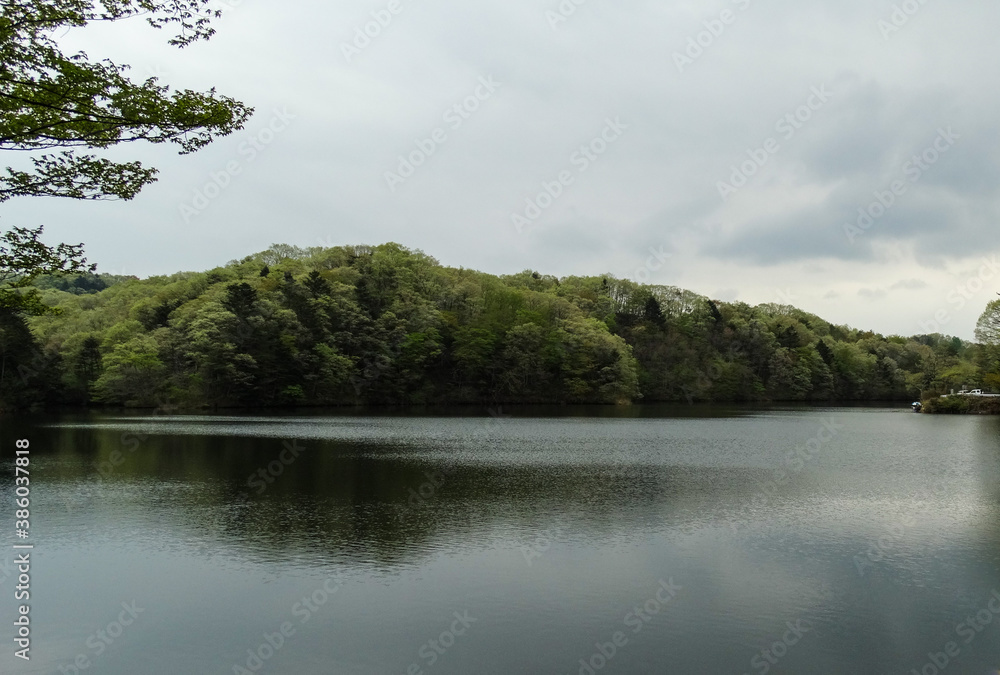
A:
<box><xmin>889</xmin><ymin>279</ymin><xmax>928</xmax><ymax>291</ymax></box>
<box><xmin>858</xmin><ymin>288</ymin><xmax>889</xmax><ymax>300</ymax></box>
<box><xmin>5</xmin><ymin>0</ymin><xmax>1000</xmax><ymax>339</ymax></box>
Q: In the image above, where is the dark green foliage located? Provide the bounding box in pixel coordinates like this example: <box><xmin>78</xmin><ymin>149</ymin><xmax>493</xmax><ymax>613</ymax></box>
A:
<box><xmin>0</xmin><ymin>310</ymin><xmax>56</xmax><ymax>407</ymax></box>
<box><xmin>0</xmin><ymin>225</ymin><xmax>94</xmax><ymax>316</ymax></box>
<box><xmin>643</xmin><ymin>296</ymin><xmax>666</xmax><ymax>328</ymax></box>
<box><xmin>32</xmin><ymin>272</ymin><xmax>119</xmax><ymax>294</ymax></box>
<box><xmin>1</xmin><ymin>0</ymin><xmax>252</xmax><ymax>203</ymax></box>
<box><xmin>816</xmin><ymin>339</ymin><xmax>834</xmax><ymax>365</ymax></box>
<box><xmin>921</xmin><ymin>396</ymin><xmax>984</xmax><ymax>414</ymax></box>
<box><xmin>707</xmin><ymin>300</ymin><xmax>724</xmax><ymax>325</ymax></box>
<box><xmin>222</xmin><ymin>283</ymin><xmax>258</xmax><ymax>319</ymax></box>
<box><xmin>4</xmin><ymin>242</ymin><xmax>994</xmax><ymax>409</ymax></box>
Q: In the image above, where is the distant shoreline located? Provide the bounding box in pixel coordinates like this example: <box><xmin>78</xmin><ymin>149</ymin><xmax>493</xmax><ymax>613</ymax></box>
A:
<box><xmin>2</xmin><ymin>400</ymin><xmax>924</xmax><ymax>417</ymax></box>
<box><xmin>921</xmin><ymin>396</ymin><xmax>1000</xmax><ymax>415</ymax></box>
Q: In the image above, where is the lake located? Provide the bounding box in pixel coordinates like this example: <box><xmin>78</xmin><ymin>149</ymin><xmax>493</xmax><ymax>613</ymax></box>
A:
<box><xmin>1</xmin><ymin>406</ymin><xmax>999</xmax><ymax>674</ymax></box>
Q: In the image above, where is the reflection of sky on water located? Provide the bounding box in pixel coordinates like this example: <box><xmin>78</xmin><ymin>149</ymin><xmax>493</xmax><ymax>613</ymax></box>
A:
<box><xmin>1</xmin><ymin>409</ymin><xmax>998</xmax><ymax>674</ymax></box>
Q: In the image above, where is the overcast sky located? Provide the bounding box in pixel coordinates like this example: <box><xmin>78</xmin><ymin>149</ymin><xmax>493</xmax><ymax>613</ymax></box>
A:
<box><xmin>8</xmin><ymin>0</ymin><xmax>1000</xmax><ymax>339</ymax></box>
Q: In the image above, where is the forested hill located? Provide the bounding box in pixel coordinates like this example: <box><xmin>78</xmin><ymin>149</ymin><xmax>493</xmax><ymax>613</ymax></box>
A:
<box><xmin>3</xmin><ymin>242</ymin><xmax>993</xmax><ymax>410</ymax></box>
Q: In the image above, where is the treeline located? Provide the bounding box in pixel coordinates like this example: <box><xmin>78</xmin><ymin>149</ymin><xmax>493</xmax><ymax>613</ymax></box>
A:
<box><xmin>2</xmin><ymin>242</ymin><xmax>997</xmax><ymax>409</ymax></box>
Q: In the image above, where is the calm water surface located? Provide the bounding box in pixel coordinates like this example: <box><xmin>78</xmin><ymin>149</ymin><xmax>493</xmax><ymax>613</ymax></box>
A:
<box><xmin>1</xmin><ymin>406</ymin><xmax>999</xmax><ymax>674</ymax></box>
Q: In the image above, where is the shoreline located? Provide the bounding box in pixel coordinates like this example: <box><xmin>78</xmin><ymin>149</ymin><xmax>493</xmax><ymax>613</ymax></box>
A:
<box><xmin>2</xmin><ymin>400</ymin><xmax>919</xmax><ymax>417</ymax></box>
<box><xmin>921</xmin><ymin>396</ymin><xmax>1000</xmax><ymax>415</ymax></box>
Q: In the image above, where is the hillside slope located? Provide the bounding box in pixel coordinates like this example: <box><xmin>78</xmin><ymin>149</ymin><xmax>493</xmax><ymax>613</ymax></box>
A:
<box><xmin>3</xmin><ymin>242</ymin><xmax>990</xmax><ymax>409</ymax></box>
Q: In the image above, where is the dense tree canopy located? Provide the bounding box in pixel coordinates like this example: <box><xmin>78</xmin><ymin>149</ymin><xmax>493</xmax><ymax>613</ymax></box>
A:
<box><xmin>975</xmin><ymin>299</ymin><xmax>1000</xmax><ymax>346</ymax></box>
<box><xmin>0</xmin><ymin>0</ymin><xmax>252</xmax><ymax>201</ymax></box>
<box><xmin>0</xmin><ymin>224</ymin><xmax>92</xmax><ymax>313</ymax></box>
<box><xmin>975</xmin><ymin>298</ymin><xmax>1000</xmax><ymax>392</ymax></box>
<box><xmin>0</xmin><ymin>224</ymin><xmax>93</xmax><ymax>404</ymax></box>
<box><xmin>0</xmin><ymin>1</ymin><xmax>251</xmax><ymax>402</ymax></box>
<box><xmin>2</xmin><ymin>242</ymin><xmax>994</xmax><ymax>410</ymax></box>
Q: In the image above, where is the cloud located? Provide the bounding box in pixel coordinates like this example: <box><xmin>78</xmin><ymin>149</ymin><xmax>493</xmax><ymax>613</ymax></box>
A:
<box><xmin>7</xmin><ymin>0</ymin><xmax>1000</xmax><ymax>340</ymax></box>
<box><xmin>858</xmin><ymin>288</ymin><xmax>889</xmax><ymax>300</ymax></box>
<box><xmin>889</xmin><ymin>279</ymin><xmax>928</xmax><ymax>291</ymax></box>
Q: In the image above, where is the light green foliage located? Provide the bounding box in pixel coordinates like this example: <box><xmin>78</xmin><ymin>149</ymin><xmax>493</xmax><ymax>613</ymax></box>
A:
<box><xmin>555</xmin><ymin>316</ymin><xmax>638</xmax><ymax>403</ymax></box>
<box><xmin>0</xmin><ymin>225</ymin><xmax>93</xmax><ymax>315</ymax></box>
<box><xmin>0</xmin><ymin>2</ymin><xmax>253</xmax><ymax>408</ymax></box>
<box><xmin>975</xmin><ymin>299</ymin><xmax>1000</xmax><ymax>389</ymax></box>
<box><xmin>1</xmin><ymin>0</ymin><xmax>252</xmax><ymax>202</ymax></box>
<box><xmin>976</xmin><ymin>300</ymin><xmax>1000</xmax><ymax>346</ymax></box>
<box><xmin>92</xmin><ymin>334</ymin><xmax>165</xmax><ymax>405</ymax></box>
<box><xmin>4</xmin><ymin>242</ymin><xmax>990</xmax><ymax>409</ymax></box>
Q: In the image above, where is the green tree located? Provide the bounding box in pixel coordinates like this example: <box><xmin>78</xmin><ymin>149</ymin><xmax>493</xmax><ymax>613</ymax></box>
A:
<box><xmin>70</xmin><ymin>334</ymin><xmax>102</xmax><ymax>398</ymax></box>
<box><xmin>975</xmin><ymin>299</ymin><xmax>1000</xmax><ymax>345</ymax></box>
<box><xmin>1</xmin><ymin>2</ymin><xmax>251</xmax><ymax>408</ymax></box>
<box><xmin>0</xmin><ymin>225</ymin><xmax>93</xmax><ymax>315</ymax></box>
<box><xmin>555</xmin><ymin>316</ymin><xmax>639</xmax><ymax>403</ymax></box>
<box><xmin>499</xmin><ymin>322</ymin><xmax>550</xmax><ymax>401</ymax></box>
<box><xmin>450</xmin><ymin>326</ymin><xmax>497</xmax><ymax>395</ymax></box>
<box><xmin>0</xmin><ymin>309</ymin><xmax>56</xmax><ymax>406</ymax></box>
<box><xmin>1</xmin><ymin>0</ymin><xmax>252</xmax><ymax>202</ymax></box>
<box><xmin>7</xmin><ymin>240</ymin><xmax>989</xmax><ymax>409</ymax></box>
<box><xmin>92</xmin><ymin>334</ymin><xmax>165</xmax><ymax>405</ymax></box>
<box><xmin>976</xmin><ymin>299</ymin><xmax>1000</xmax><ymax>390</ymax></box>
<box><xmin>0</xmin><ymin>225</ymin><xmax>92</xmax><ymax>407</ymax></box>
